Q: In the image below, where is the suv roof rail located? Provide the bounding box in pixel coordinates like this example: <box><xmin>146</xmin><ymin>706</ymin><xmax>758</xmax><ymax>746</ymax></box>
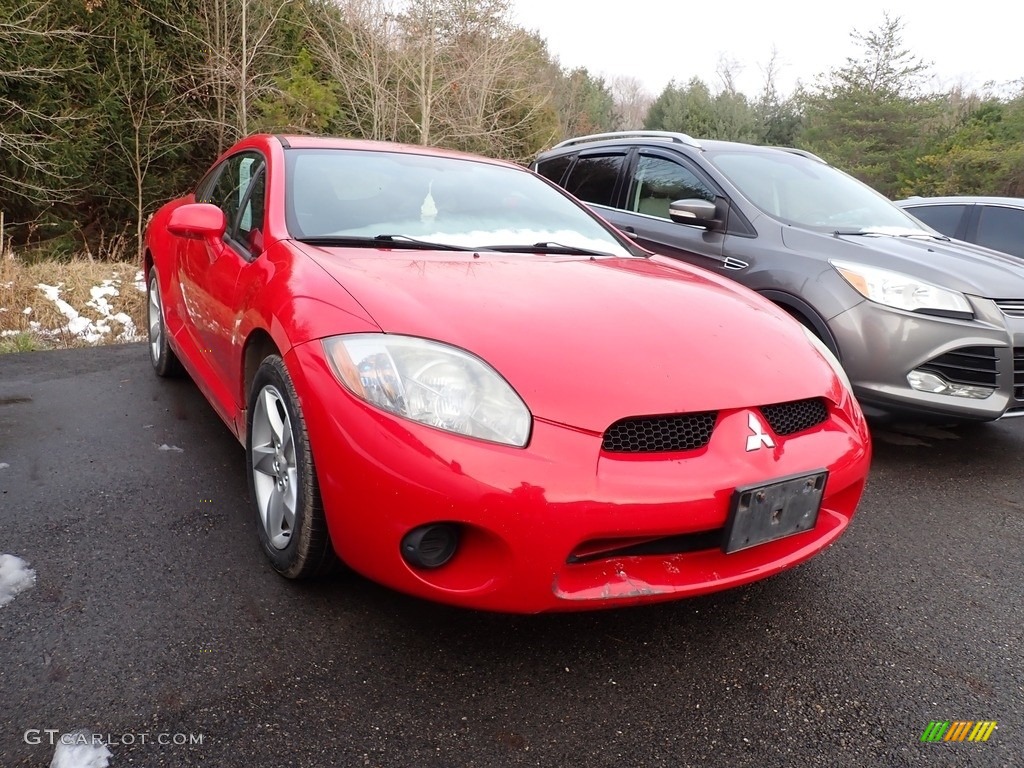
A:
<box><xmin>775</xmin><ymin>147</ymin><xmax>828</xmax><ymax>164</ymax></box>
<box><xmin>551</xmin><ymin>130</ymin><xmax>703</xmax><ymax>150</ymax></box>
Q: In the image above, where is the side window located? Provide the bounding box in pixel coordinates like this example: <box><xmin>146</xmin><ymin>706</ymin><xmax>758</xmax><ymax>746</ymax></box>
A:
<box><xmin>905</xmin><ymin>204</ymin><xmax>967</xmax><ymax>238</ymax></box>
<box><xmin>975</xmin><ymin>206</ymin><xmax>1024</xmax><ymax>258</ymax></box>
<box><xmin>236</xmin><ymin>159</ymin><xmax>266</xmax><ymax>248</ymax></box>
<box><xmin>629</xmin><ymin>155</ymin><xmax>716</xmax><ymax>220</ymax></box>
<box><xmin>562</xmin><ymin>154</ymin><xmax>624</xmax><ymax>207</ymax></box>
<box><xmin>534</xmin><ymin>155</ymin><xmax>572</xmax><ymax>185</ymax></box>
<box><xmin>198</xmin><ymin>151</ymin><xmax>266</xmax><ymax>255</ymax></box>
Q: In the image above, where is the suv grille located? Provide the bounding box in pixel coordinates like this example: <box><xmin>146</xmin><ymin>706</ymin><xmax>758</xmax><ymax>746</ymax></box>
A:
<box><xmin>995</xmin><ymin>299</ymin><xmax>1024</xmax><ymax>317</ymax></box>
<box><xmin>602</xmin><ymin>412</ymin><xmax>717</xmax><ymax>453</ymax></box>
<box><xmin>919</xmin><ymin>346</ymin><xmax>999</xmax><ymax>388</ymax></box>
<box><xmin>1014</xmin><ymin>348</ymin><xmax>1024</xmax><ymax>400</ymax></box>
<box><xmin>759</xmin><ymin>398</ymin><xmax>828</xmax><ymax>436</ymax></box>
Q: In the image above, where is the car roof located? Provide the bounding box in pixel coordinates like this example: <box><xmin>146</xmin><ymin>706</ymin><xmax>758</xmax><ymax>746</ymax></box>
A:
<box><xmin>896</xmin><ymin>195</ymin><xmax>1024</xmax><ymax>207</ymax></box>
<box><xmin>539</xmin><ymin>132</ymin><xmax>824</xmax><ymax>162</ymax></box>
<box><xmin>273</xmin><ymin>134</ymin><xmax>521</xmax><ymax>170</ymax></box>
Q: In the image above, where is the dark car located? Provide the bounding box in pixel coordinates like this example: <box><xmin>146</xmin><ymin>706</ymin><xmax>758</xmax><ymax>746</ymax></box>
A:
<box><xmin>532</xmin><ymin>131</ymin><xmax>1024</xmax><ymax>423</ymax></box>
<box><xmin>896</xmin><ymin>196</ymin><xmax>1024</xmax><ymax>259</ymax></box>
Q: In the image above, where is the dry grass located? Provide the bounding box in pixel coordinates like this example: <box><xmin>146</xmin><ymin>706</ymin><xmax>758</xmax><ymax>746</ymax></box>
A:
<box><xmin>0</xmin><ymin>246</ymin><xmax>146</xmax><ymax>353</ymax></box>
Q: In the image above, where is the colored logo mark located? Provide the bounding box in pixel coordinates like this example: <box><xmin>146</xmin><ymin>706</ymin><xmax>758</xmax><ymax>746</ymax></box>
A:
<box><xmin>921</xmin><ymin>721</ymin><xmax>997</xmax><ymax>742</ymax></box>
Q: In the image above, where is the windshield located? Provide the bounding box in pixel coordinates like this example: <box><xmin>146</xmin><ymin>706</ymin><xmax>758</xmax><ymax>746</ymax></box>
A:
<box><xmin>709</xmin><ymin>149</ymin><xmax>928</xmax><ymax>232</ymax></box>
<box><xmin>284</xmin><ymin>148</ymin><xmax>634</xmax><ymax>256</ymax></box>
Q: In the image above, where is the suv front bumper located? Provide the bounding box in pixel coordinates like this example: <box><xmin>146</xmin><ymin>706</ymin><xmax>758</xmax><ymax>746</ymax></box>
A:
<box><xmin>827</xmin><ymin>296</ymin><xmax>1024</xmax><ymax>421</ymax></box>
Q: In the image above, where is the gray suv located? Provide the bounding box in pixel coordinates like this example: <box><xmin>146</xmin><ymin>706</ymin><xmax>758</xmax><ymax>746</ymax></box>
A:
<box><xmin>532</xmin><ymin>131</ymin><xmax>1024</xmax><ymax>422</ymax></box>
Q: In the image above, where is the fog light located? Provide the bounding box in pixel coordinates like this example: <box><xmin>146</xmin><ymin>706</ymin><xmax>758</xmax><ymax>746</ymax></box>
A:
<box><xmin>401</xmin><ymin>524</ymin><xmax>460</xmax><ymax>569</ymax></box>
<box><xmin>907</xmin><ymin>370</ymin><xmax>994</xmax><ymax>399</ymax></box>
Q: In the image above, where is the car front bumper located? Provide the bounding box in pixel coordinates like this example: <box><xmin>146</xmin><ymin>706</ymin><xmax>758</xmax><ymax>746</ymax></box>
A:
<box><xmin>828</xmin><ymin>296</ymin><xmax>1024</xmax><ymax>421</ymax></box>
<box><xmin>288</xmin><ymin>342</ymin><xmax>871</xmax><ymax>613</ymax></box>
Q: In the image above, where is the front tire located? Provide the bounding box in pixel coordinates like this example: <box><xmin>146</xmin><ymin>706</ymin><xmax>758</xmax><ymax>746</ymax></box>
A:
<box><xmin>147</xmin><ymin>266</ymin><xmax>184</xmax><ymax>377</ymax></box>
<box><xmin>246</xmin><ymin>355</ymin><xmax>336</xmax><ymax>579</ymax></box>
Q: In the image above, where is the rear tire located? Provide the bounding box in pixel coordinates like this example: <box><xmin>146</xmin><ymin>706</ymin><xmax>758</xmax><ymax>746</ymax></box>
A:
<box><xmin>147</xmin><ymin>266</ymin><xmax>184</xmax><ymax>377</ymax></box>
<box><xmin>246</xmin><ymin>355</ymin><xmax>337</xmax><ymax>579</ymax></box>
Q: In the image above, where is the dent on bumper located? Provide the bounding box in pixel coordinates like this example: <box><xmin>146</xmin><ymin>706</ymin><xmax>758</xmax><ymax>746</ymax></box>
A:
<box><xmin>288</xmin><ymin>343</ymin><xmax>871</xmax><ymax>613</ymax></box>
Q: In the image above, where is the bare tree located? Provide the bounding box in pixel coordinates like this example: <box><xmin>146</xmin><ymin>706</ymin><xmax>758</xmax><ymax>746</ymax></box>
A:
<box><xmin>610</xmin><ymin>75</ymin><xmax>652</xmax><ymax>130</ymax></box>
<box><xmin>425</xmin><ymin>26</ymin><xmax>556</xmax><ymax>158</ymax></box>
<box><xmin>715</xmin><ymin>55</ymin><xmax>743</xmax><ymax>96</ymax></box>
<box><xmin>105</xmin><ymin>33</ymin><xmax>191</xmax><ymax>255</ymax></box>
<box><xmin>306</xmin><ymin>0</ymin><xmax>555</xmax><ymax>159</ymax></box>
<box><xmin>134</xmin><ymin>0</ymin><xmax>294</xmax><ymax>152</ymax></box>
<box><xmin>304</xmin><ymin>0</ymin><xmax>407</xmax><ymax>141</ymax></box>
<box><xmin>397</xmin><ymin>0</ymin><xmax>556</xmax><ymax>157</ymax></box>
<box><xmin>0</xmin><ymin>1</ymin><xmax>90</xmax><ymax>218</ymax></box>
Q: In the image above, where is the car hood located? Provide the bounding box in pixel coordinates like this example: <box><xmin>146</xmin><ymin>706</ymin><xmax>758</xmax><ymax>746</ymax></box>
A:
<box><xmin>298</xmin><ymin>245</ymin><xmax>838</xmax><ymax>432</ymax></box>
<box><xmin>781</xmin><ymin>227</ymin><xmax>1024</xmax><ymax>297</ymax></box>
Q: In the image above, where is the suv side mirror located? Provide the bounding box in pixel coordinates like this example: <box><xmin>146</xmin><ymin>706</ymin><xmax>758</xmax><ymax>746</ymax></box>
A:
<box><xmin>669</xmin><ymin>199</ymin><xmax>719</xmax><ymax>229</ymax></box>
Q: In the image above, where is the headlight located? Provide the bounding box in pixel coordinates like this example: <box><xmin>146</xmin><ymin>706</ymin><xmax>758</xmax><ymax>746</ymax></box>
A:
<box><xmin>830</xmin><ymin>260</ymin><xmax>973</xmax><ymax>318</ymax></box>
<box><xmin>322</xmin><ymin>334</ymin><xmax>531</xmax><ymax>447</ymax></box>
<box><xmin>800</xmin><ymin>325</ymin><xmax>852</xmax><ymax>393</ymax></box>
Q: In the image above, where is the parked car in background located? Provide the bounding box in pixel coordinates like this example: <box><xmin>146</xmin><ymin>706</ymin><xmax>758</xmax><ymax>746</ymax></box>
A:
<box><xmin>896</xmin><ymin>196</ymin><xmax>1024</xmax><ymax>259</ymax></box>
<box><xmin>142</xmin><ymin>133</ymin><xmax>871</xmax><ymax>613</ymax></box>
<box><xmin>532</xmin><ymin>131</ymin><xmax>1024</xmax><ymax>423</ymax></box>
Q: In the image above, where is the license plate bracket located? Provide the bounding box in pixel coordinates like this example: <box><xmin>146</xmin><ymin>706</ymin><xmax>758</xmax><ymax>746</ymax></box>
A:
<box><xmin>723</xmin><ymin>470</ymin><xmax>828</xmax><ymax>554</ymax></box>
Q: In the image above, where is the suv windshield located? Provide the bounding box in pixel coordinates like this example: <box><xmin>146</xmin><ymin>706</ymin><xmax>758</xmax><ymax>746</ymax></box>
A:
<box><xmin>709</xmin><ymin>149</ymin><xmax>926</xmax><ymax>232</ymax></box>
<box><xmin>285</xmin><ymin>149</ymin><xmax>634</xmax><ymax>256</ymax></box>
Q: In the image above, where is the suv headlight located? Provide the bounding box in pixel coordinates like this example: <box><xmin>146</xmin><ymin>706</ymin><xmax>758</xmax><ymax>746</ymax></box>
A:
<box><xmin>830</xmin><ymin>260</ymin><xmax>973</xmax><ymax>318</ymax></box>
<box><xmin>323</xmin><ymin>334</ymin><xmax>532</xmax><ymax>447</ymax></box>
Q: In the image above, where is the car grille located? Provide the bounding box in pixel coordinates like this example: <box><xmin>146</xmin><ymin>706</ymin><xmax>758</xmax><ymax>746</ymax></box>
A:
<box><xmin>567</xmin><ymin>530</ymin><xmax>722</xmax><ymax>563</ymax></box>
<box><xmin>602</xmin><ymin>412</ymin><xmax>717</xmax><ymax>453</ymax></box>
<box><xmin>994</xmin><ymin>299</ymin><xmax>1024</xmax><ymax>317</ymax></box>
<box><xmin>919</xmin><ymin>346</ymin><xmax>999</xmax><ymax>388</ymax></box>
<box><xmin>759</xmin><ymin>398</ymin><xmax>829</xmax><ymax>436</ymax></box>
<box><xmin>1015</xmin><ymin>348</ymin><xmax>1024</xmax><ymax>400</ymax></box>
<box><xmin>601</xmin><ymin>398</ymin><xmax>829</xmax><ymax>453</ymax></box>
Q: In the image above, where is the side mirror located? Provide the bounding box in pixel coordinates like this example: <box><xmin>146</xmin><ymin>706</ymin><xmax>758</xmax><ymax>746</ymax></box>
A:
<box><xmin>167</xmin><ymin>203</ymin><xmax>227</xmax><ymax>240</ymax></box>
<box><xmin>669</xmin><ymin>198</ymin><xmax>719</xmax><ymax>229</ymax></box>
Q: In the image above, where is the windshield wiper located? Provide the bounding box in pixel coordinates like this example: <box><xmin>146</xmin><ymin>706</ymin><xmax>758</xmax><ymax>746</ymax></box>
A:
<box><xmin>480</xmin><ymin>241</ymin><xmax>619</xmax><ymax>257</ymax></box>
<box><xmin>374</xmin><ymin>234</ymin><xmax>477</xmax><ymax>251</ymax></box>
<box><xmin>833</xmin><ymin>227</ymin><xmax>950</xmax><ymax>241</ymax></box>
<box><xmin>297</xmin><ymin>234</ymin><xmax>475</xmax><ymax>251</ymax></box>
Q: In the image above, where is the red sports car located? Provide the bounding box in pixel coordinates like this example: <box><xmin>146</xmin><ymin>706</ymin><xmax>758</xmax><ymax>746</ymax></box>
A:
<box><xmin>143</xmin><ymin>134</ymin><xmax>871</xmax><ymax>613</ymax></box>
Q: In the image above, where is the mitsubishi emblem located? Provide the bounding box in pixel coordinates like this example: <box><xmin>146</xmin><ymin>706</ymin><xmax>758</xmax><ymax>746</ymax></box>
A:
<box><xmin>745</xmin><ymin>413</ymin><xmax>775</xmax><ymax>451</ymax></box>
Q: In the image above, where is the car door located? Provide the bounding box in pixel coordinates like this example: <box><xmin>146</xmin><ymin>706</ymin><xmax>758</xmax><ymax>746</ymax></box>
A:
<box><xmin>179</xmin><ymin>151</ymin><xmax>266</xmax><ymax>416</ymax></box>
<box><xmin>902</xmin><ymin>203</ymin><xmax>971</xmax><ymax>240</ymax></box>
<box><xmin>968</xmin><ymin>203</ymin><xmax>1024</xmax><ymax>259</ymax></box>
<box><xmin>609</xmin><ymin>149</ymin><xmax>730</xmax><ymax>268</ymax></box>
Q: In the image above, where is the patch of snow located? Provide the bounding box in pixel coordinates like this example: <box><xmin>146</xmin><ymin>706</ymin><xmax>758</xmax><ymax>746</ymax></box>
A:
<box><xmin>0</xmin><ymin>553</ymin><xmax>36</xmax><ymax>608</ymax></box>
<box><xmin>49</xmin><ymin>730</ymin><xmax>112</xmax><ymax>768</ymax></box>
<box><xmin>34</xmin><ymin>279</ymin><xmax>142</xmax><ymax>344</ymax></box>
<box><xmin>86</xmin><ymin>282</ymin><xmax>119</xmax><ymax>320</ymax></box>
<box><xmin>38</xmin><ymin>283</ymin><xmax>81</xmax><ymax>323</ymax></box>
<box><xmin>134</xmin><ymin>269</ymin><xmax>146</xmax><ymax>293</ymax></box>
<box><xmin>0</xmin><ymin>462</ymin><xmax>9</xmax><ymax>468</ymax></box>
<box><xmin>158</xmin><ymin>444</ymin><xmax>184</xmax><ymax>453</ymax></box>
<box><xmin>23</xmin><ymin>306</ymin><xmax>32</xmax><ymax>314</ymax></box>
<box><xmin>111</xmin><ymin>306</ymin><xmax>140</xmax><ymax>342</ymax></box>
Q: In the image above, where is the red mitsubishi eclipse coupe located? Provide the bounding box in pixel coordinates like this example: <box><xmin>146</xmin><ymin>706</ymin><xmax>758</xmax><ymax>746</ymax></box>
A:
<box><xmin>143</xmin><ymin>134</ymin><xmax>871</xmax><ymax>613</ymax></box>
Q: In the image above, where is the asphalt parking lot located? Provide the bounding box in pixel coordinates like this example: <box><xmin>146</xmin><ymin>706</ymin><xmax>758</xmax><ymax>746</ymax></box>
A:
<box><xmin>1</xmin><ymin>343</ymin><xmax>1021</xmax><ymax>767</ymax></box>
